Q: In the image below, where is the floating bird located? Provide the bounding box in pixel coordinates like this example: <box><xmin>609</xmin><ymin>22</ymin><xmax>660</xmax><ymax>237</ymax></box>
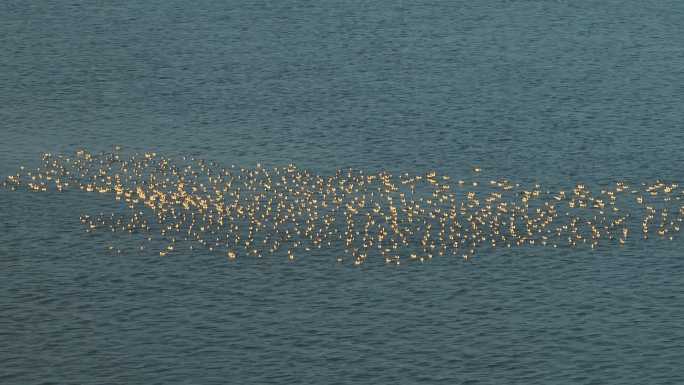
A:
<box><xmin>2</xmin><ymin>148</ymin><xmax>683</xmax><ymax>265</ymax></box>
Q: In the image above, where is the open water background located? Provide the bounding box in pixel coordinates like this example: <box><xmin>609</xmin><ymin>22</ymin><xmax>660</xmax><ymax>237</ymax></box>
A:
<box><xmin>2</xmin><ymin>1</ymin><xmax>684</xmax><ymax>384</ymax></box>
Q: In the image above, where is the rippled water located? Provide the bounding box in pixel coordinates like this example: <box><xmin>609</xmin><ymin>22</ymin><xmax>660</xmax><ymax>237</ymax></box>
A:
<box><xmin>2</xmin><ymin>1</ymin><xmax>684</xmax><ymax>384</ymax></box>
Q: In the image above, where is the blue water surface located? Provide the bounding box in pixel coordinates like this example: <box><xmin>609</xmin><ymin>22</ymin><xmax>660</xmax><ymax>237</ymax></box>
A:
<box><xmin>2</xmin><ymin>1</ymin><xmax>684</xmax><ymax>384</ymax></box>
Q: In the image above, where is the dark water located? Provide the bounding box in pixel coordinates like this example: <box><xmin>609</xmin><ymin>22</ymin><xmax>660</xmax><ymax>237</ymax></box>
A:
<box><xmin>2</xmin><ymin>1</ymin><xmax>684</xmax><ymax>384</ymax></box>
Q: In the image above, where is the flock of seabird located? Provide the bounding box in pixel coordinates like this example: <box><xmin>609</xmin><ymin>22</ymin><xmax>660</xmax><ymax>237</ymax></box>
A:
<box><xmin>3</xmin><ymin>148</ymin><xmax>683</xmax><ymax>265</ymax></box>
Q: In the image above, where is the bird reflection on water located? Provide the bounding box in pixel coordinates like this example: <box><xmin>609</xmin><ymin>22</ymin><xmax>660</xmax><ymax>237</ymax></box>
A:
<box><xmin>3</xmin><ymin>148</ymin><xmax>683</xmax><ymax>265</ymax></box>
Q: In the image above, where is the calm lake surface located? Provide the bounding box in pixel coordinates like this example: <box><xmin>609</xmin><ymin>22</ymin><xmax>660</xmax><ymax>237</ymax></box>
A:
<box><xmin>2</xmin><ymin>1</ymin><xmax>684</xmax><ymax>384</ymax></box>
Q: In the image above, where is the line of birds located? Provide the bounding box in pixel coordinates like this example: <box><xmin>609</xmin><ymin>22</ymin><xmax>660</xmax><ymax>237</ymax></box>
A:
<box><xmin>2</xmin><ymin>148</ymin><xmax>683</xmax><ymax>265</ymax></box>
